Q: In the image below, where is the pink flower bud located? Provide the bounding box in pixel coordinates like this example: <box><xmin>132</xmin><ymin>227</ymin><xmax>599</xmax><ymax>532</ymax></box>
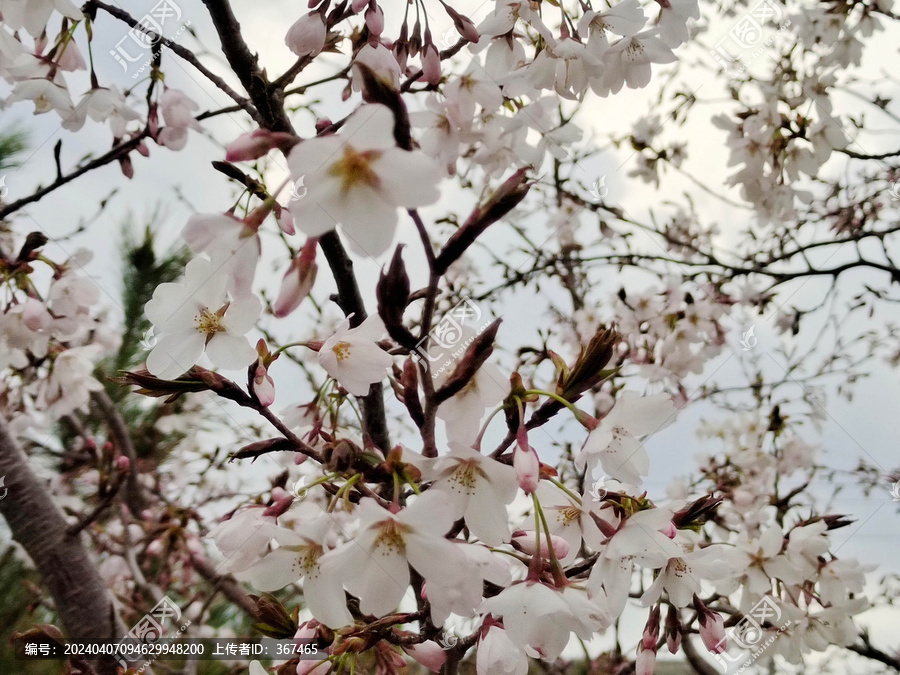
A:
<box><xmin>661</xmin><ymin>521</ymin><xmax>677</xmax><ymax>539</ymax></box>
<box><xmin>513</xmin><ymin>426</ymin><xmax>539</xmax><ymax>494</ymax></box>
<box><xmin>635</xmin><ymin>644</ymin><xmax>656</xmax><ymax>675</ymax></box>
<box><xmin>403</xmin><ymin>641</ymin><xmax>446</xmax><ymax>672</ymax></box>
<box><xmin>351</xmin><ymin>0</ymin><xmax>368</xmax><ymax>12</ymax></box>
<box><xmin>315</xmin><ymin>118</ymin><xmax>333</xmax><ymax>134</ymax></box>
<box><xmin>252</xmin><ymin>361</ymin><xmax>276</xmax><ymax>406</ymax></box>
<box><xmin>285</xmin><ymin>13</ymin><xmax>327</xmax><ymax>57</ymax></box>
<box><xmin>273</xmin><ymin>239</ymin><xmax>318</xmax><ymax>317</ymax></box>
<box><xmin>136</xmin><ymin>140</ymin><xmax>150</xmax><ymax>157</ymax></box>
<box><xmin>455</xmin><ymin>17</ymin><xmax>479</xmax><ymax>43</ymax></box>
<box><xmin>642</xmin><ymin>605</ymin><xmax>661</xmax><ymax>650</ymax></box>
<box><xmin>226</xmin><ymin>129</ymin><xmax>290</xmax><ymax>162</ymax></box>
<box><xmin>114</xmin><ymin>456</ymin><xmax>131</xmax><ymax>472</ymax></box>
<box><xmin>511</xmin><ymin>530</ymin><xmax>570</xmax><ymax>560</ymax></box>
<box><xmin>422</xmin><ymin>44</ymin><xmax>441</xmax><ymax>85</ymax></box>
<box><xmin>666</xmin><ymin>603</ymin><xmax>682</xmax><ymax>654</ymax></box>
<box><xmin>365</xmin><ymin>4</ymin><xmax>384</xmax><ymax>36</ymax></box>
<box><xmin>119</xmin><ymin>156</ymin><xmax>134</xmax><ymax>179</ymax></box>
<box><xmin>276</xmin><ymin>205</ymin><xmax>296</xmax><ymax>235</ymax></box>
<box><xmin>694</xmin><ymin>597</ymin><xmax>726</xmax><ymax>654</ymax></box>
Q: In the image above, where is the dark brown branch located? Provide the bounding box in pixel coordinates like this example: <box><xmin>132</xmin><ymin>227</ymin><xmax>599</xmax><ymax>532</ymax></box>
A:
<box><xmin>189</xmin><ymin>552</ymin><xmax>259</xmax><ymax>618</ymax></box>
<box><xmin>0</xmin><ymin>415</ymin><xmax>122</xmax><ymax>674</ymax></box>
<box><xmin>0</xmin><ymin>133</ymin><xmax>146</xmax><ymax>219</ymax></box>
<box><xmin>88</xmin><ymin>0</ymin><xmax>260</xmax><ymax>123</ymax></box>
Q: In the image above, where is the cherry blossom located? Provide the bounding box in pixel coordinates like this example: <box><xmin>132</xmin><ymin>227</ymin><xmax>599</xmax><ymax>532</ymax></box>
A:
<box><xmin>157</xmin><ymin>88</ymin><xmax>202</xmax><ymax>150</ymax></box>
<box><xmin>419</xmin><ymin>443</ymin><xmax>518</xmax><ymax>544</ymax></box>
<box><xmin>479</xmin><ymin>582</ymin><xmax>608</xmax><ymax>661</ymax></box>
<box><xmin>577</xmin><ymin>391</ymin><xmax>675</xmax><ymax>485</ymax></box>
<box><xmin>477</xmin><ymin>624</ymin><xmax>528</xmax><ymax>675</ymax></box>
<box><xmin>285</xmin><ymin>12</ymin><xmax>327</xmax><ymax>57</ymax></box>
<box><xmin>318</xmin><ymin>491</ymin><xmax>468</xmax><ymax>618</ymax></box>
<box><xmin>317</xmin><ymin>314</ymin><xmax>392</xmax><ymax>396</ymax></box>
<box><xmin>286</xmin><ymin>103</ymin><xmax>441</xmax><ymax>257</ymax></box>
<box><xmin>144</xmin><ymin>257</ymin><xmax>262</xmax><ymax>379</ymax></box>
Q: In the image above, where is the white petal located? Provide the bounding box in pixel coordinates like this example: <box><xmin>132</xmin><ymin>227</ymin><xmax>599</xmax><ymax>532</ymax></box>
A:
<box><xmin>376</xmin><ymin>149</ymin><xmax>441</xmax><ymax>208</ymax></box>
<box><xmin>146</xmin><ymin>332</ymin><xmax>204</xmax><ymax>379</ymax></box>
<box><xmin>206</xmin><ymin>333</ymin><xmax>257</xmax><ymax>371</ymax></box>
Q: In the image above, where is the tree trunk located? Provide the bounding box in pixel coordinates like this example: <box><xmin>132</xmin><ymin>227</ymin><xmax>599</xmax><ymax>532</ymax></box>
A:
<box><xmin>0</xmin><ymin>415</ymin><xmax>122</xmax><ymax>674</ymax></box>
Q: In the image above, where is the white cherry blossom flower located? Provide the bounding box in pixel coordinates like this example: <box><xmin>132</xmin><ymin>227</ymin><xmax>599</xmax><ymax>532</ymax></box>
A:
<box><xmin>423</xmin><ymin>443</ymin><xmax>518</xmax><ymax>544</ymax></box>
<box><xmin>157</xmin><ymin>88</ymin><xmax>201</xmax><ymax>150</ymax></box>
<box><xmin>286</xmin><ymin>103</ymin><xmax>441</xmax><ymax>257</ymax></box>
<box><xmin>479</xmin><ymin>583</ymin><xmax>607</xmax><ymax>661</ymax></box>
<box><xmin>144</xmin><ymin>257</ymin><xmax>261</xmax><ymax>379</ymax></box>
<box><xmin>181</xmin><ymin>213</ymin><xmax>260</xmax><ymax>295</ymax></box>
<box><xmin>594</xmin><ymin>30</ymin><xmax>677</xmax><ymax>96</ymax></box>
<box><xmin>588</xmin><ymin>507</ymin><xmax>681</xmax><ymax>615</ymax></box>
<box><xmin>63</xmin><ymin>86</ymin><xmax>140</xmax><ymax>136</ymax></box>
<box><xmin>0</xmin><ymin>0</ymin><xmax>82</xmax><ymax>36</ymax></box>
<box><xmin>477</xmin><ymin>625</ymin><xmax>528</xmax><ymax>675</ymax></box>
<box><xmin>577</xmin><ymin>391</ymin><xmax>675</xmax><ymax>485</ymax></box>
<box><xmin>236</xmin><ymin>506</ymin><xmax>352</xmax><ymax>628</ymax></box>
<box><xmin>318</xmin><ymin>314</ymin><xmax>392</xmax><ymax>396</ymax></box>
<box><xmin>7</xmin><ymin>78</ymin><xmax>73</xmax><ymax>116</ymax></box>
<box><xmin>640</xmin><ymin>542</ymin><xmax>728</xmax><ymax>607</ymax></box>
<box><xmin>435</xmin><ymin>360</ymin><xmax>507</xmax><ymax>445</ymax></box>
<box><xmin>657</xmin><ymin>0</ymin><xmax>700</xmax><ymax>48</ymax></box>
<box><xmin>318</xmin><ymin>491</ymin><xmax>468</xmax><ymax>618</ymax></box>
<box><xmin>285</xmin><ymin>12</ymin><xmax>327</xmax><ymax>57</ymax></box>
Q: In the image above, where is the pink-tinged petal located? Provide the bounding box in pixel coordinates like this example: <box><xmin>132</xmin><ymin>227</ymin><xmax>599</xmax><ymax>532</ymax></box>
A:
<box><xmin>144</xmin><ymin>284</ymin><xmax>198</xmax><ymax>328</ymax></box>
<box><xmin>613</xmin><ymin>391</ymin><xmax>676</xmax><ymax>435</ymax></box>
<box><xmin>206</xmin><ymin>333</ymin><xmax>257</xmax><ymax>371</ymax></box>
<box><xmin>404</xmin><ymin>642</ymin><xmax>446</xmax><ymax>672</ymax></box>
<box><xmin>758</xmin><ymin>526</ymin><xmax>785</xmax><ymax>558</ymax></box>
<box><xmin>146</xmin><ymin>332</ymin><xmax>205</xmax><ymax>379</ymax></box>
<box><xmin>405</xmin><ymin>535</ymin><xmax>466</xmax><ymax>584</ymax></box>
<box><xmin>351</xmin><ymin>314</ymin><xmax>387</xmax><ymax>342</ymax></box>
<box><xmin>181</xmin><ymin>213</ymin><xmax>242</xmax><ymax>253</ymax></box>
<box><xmin>290</xmin><ymin>198</ymin><xmax>342</xmax><ymax>238</ymax></box>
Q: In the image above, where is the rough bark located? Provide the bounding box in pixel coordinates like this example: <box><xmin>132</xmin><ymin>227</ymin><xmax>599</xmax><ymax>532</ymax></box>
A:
<box><xmin>0</xmin><ymin>415</ymin><xmax>122</xmax><ymax>675</ymax></box>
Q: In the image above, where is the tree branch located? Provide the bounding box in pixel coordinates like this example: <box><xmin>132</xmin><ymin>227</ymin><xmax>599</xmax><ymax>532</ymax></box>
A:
<box><xmin>0</xmin><ymin>415</ymin><xmax>123</xmax><ymax>675</ymax></box>
<box><xmin>88</xmin><ymin>0</ymin><xmax>260</xmax><ymax>123</ymax></box>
